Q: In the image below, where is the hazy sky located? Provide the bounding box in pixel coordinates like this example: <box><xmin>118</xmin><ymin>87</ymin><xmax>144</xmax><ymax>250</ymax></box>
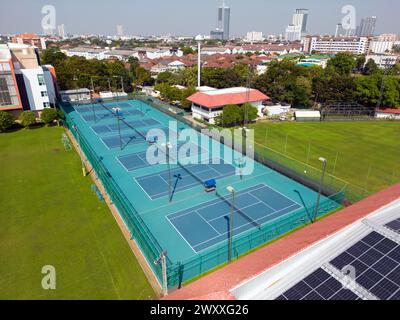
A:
<box><xmin>0</xmin><ymin>0</ymin><xmax>399</xmax><ymax>36</ymax></box>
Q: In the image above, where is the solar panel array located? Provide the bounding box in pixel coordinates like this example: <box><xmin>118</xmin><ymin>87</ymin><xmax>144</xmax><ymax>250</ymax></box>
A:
<box><xmin>275</xmin><ymin>231</ymin><xmax>400</xmax><ymax>300</ymax></box>
<box><xmin>276</xmin><ymin>268</ymin><xmax>360</xmax><ymax>300</ymax></box>
<box><xmin>386</xmin><ymin>218</ymin><xmax>400</xmax><ymax>234</ymax></box>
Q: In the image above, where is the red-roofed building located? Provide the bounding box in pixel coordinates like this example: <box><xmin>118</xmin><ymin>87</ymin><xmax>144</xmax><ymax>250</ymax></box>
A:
<box><xmin>11</xmin><ymin>33</ymin><xmax>47</xmax><ymax>50</ymax></box>
<box><xmin>375</xmin><ymin>108</ymin><xmax>400</xmax><ymax>120</ymax></box>
<box><xmin>188</xmin><ymin>87</ymin><xmax>269</xmax><ymax>124</ymax></box>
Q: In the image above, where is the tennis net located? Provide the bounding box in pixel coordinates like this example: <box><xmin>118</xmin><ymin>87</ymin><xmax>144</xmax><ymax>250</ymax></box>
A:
<box><xmin>97</xmin><ymin>101</ymin><xmax>147</xmax><ymax>140</ymax></box>
<box><xmin>215</xmin><ymin>189</ymin><xmax>261</xmax><ymax>229</ymax></box>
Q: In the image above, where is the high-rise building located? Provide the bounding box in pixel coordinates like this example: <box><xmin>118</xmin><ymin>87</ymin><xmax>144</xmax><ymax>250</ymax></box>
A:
<box><xmin>58</xmin><ymin>24</ymin><xmax>66</xmax><ymax>39</ymax></box>
<box><xmin>335</xmin><ymin>23</ymin><xmax>353</xmax><ymax>37</ymax></box>
<box><xmin>245</xmin><ymin>31</ymin><xmax>264</xmax><ymax>43</ymax></box>
<box><xmin>292</xmin><ymin>8</ymin><xmax>308</xmax><ymax>34</ymax></box>
<box><xmin>285</xmin><ymin>25</ymin><xmax>302</xmax><ymax>42</ymax></box>
<box><xmin>357</xmin><ymin>16</ymin><xmax>377</xmax><ymax>37</ymax></box>
<box><xmin>210</xmin><ymin>1</ymin><xmax>230</xmax><ymax>41</ymax></box>
<box><xmin>285</xmin><ymin>8</ymin><xmax>308</xmax><ymax>41</ymax></box>
<box><xmin>117</xmin><ymin>25</ymin><xmax>124</xmax><ymax>37</ymax></box>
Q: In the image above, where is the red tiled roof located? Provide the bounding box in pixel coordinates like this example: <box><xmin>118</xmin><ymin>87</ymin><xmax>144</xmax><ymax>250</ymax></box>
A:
<box><xmin>187</xmin><ymin>89</ymin><xmax>269</xmax><ymax>108</ymax></box>
<box><xmin>376</xmin><ymin>108</ymin><xmax>400</xmax><ymax>114</ymax></box>
<box><xmin>164</xmin><ymin>183</ymin><xmax>400</xmax><ymax>300</ymax></box>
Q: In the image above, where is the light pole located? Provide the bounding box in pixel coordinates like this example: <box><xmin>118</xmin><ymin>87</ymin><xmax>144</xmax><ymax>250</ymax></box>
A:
<box><xmin>162</xmin><ymin>142</ymin><xmax>173</xmax><ymax>202</ymax></box>
<box><xmin>154</xmin><ymin>251</ymin><xmax>168</xmax><ymax>296</ymax></box>
<box><xmin>313</xmin><ymin>157</ymin><xmax>327</xmax><ymax>223</ymax></box>
<box><xmin>73</xmin><ymin>124</ymin><xmax>86</xmax><ymax>177</ymax></box>
<box><xmin>112</xmin><ymin>107</ymin><xmax>122</xmax><ymax>150</ymax></box>
<box><xmin>195</xmin><ymin>35</ymin><xmax>204</xmax><ymax>87</ymax></box>
<box><xmin>227</xmin><ymin>186</ymin><xmax>235</xmax><ymax>262</ymax></box>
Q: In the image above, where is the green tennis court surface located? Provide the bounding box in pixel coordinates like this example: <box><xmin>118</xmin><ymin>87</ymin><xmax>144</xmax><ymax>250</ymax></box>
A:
<box><xmin>62</xmin><ymin>99</ymin><xmax>341</xmax><ymax>287</ymax></box>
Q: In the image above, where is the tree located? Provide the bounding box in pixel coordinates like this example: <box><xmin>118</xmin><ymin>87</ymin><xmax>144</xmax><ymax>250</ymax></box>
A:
<box><xmin>241</xmin><ymin>103</ymin><xmax>259</xmax><ymax>122</ymax></box>
<box><xmin>181</xmin><ymin>87</ymin><xmax>197</xmax><ymax>110</ymax></box>
<box><xmin>134</xmin><ymin>67</ymin><xmax>151</xmax><ymax>87</ymax></box>
<box><xmin>355</xmin><ymin>54</ymin><xmax>366</xmax><ymax>71</ymax></box>
<box><xmin>216</xmin><ymin>104</ymin><xmax>242</xmax><ymax>126</ymax></box>
<box><xmin>157</xmin><ymin>71</ymin><xmax>173</xmax><ymax>84</ymax></box>
<box><xmin>0</xmin><ymin>111</ymin><xmax>15</xmax><ymax>132</ymax></box>
<box><xmin>19</xmin><ymin>111</ymin><xmax>36</xmax><ymax>128</ymax></box>
<box><xmin>363</xmin><ymin>59</ymin><xmax>379</xmax><ymax>75</ymax></box>
<box><xmin>40</xmin><ymin>108</ymin><xmax>59</xmax><ymax>125</ymax></box>
<box><xmin>181</xmin><ymin>46</ymin><xmax>195</xmax><ymax>55</ymax></box>
<box><xmin>326</xmin><ymin>53</ymin><xmax>356</xmax><ymax>76</ymax></box>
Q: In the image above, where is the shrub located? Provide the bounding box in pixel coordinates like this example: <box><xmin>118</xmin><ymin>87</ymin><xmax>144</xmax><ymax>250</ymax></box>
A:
<box><xmin>19</xmin><ymin>111</ymin><xmax>37</xmax><ymax>128</ymax></box>
<box><xmin>0</xmin><ymin>111</ymin><xmax>15</xmax><ymax>132</ymax></box>
<box><xmin>41</xmin><ymin>108</ymin><xmax>58</xmax><ymax>125</ymax></box>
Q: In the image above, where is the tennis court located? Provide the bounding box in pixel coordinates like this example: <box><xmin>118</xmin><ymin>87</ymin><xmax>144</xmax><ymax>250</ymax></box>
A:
<box><xmin>135</xmin><ymin>159</ymin><xmax>236</xmax><ymax>199</ymax></box>
<box><xmin>63</xmin><ymin>99</ymin><xmax>343</xmax><ymax>288</ymax></box>
<box><xmin>168</xmin><ymin>183</ymin><xmax>302</xmax><ymax>252</ymax></box>
<box><xmin>117</xmin><ymin>142</ymin><xmax>208</xmax><ymax>172</ymax></box>
<box><xmin>91</xmin><ymin>118</ymin><xmax>161</xmax><ymax>134</ymax></box>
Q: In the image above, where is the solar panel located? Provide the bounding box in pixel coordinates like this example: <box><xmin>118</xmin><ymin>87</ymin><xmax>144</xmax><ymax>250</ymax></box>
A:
<box><xmin>276</xmin><ymin>268</ymin><xmax>360</xmax><ymax>300</ymax></box>
<box><xmin>329</xmin><ymin>231</ymin><xmax>400</xmax><ymax>300</ymax></box>
<box><xmin>386</xmin><ymin>218</ymin><xmax>400</xmax><ymax>233</ymax></box>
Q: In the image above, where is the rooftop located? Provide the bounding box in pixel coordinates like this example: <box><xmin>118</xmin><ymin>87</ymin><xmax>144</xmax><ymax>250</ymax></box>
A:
<box><xmin>187</xmin><ymin>87</ymin><xmax>269</xmax><ymax>108</ymax></box>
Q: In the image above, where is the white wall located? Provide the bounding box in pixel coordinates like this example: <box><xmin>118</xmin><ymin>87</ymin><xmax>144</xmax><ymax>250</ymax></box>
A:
<box><xmin>20</xmin><ymin>68</ymin><xmax>50</xmax><ymax>111</ymax></box>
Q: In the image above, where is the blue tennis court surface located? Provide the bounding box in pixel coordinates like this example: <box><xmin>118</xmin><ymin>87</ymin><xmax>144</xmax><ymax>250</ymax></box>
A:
<box><xmin>117</xmin><ymin>142</ymin><xmax>208</xmax><ymax>171</ymax></box>
<box><xmin>135</xmin><ymin>159</ymin><xmax>236</xmax><ymax>199</ymax></box>
<box><xmin>92</xmin><ymin>118</ymin><xmax>161</xmax><ymax>134</ymax></box>
<box><xmin>65</xmin><ymin>99</ymin><xmax>342</xmax><ymax>286</ymax></box>
<box><xmin>167</xmin><ymin>184</ymin><xmax>302</xmax><ymax>252</ymax></box>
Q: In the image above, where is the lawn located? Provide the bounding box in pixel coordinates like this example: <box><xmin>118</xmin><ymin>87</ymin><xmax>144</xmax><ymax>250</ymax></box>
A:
<box><xmin>247</xmin><ymin>121</ymin><xmax>400</xmax><ymax>199</ymax></box>
<box><xmin>0</xmin><ymin>126</ymin><xmax>156</xmax><ymax>299</ymax></box>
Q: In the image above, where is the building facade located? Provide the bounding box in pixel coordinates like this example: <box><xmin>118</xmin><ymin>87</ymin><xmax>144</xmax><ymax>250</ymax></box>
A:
<box><xmin>210</xmin><ymin>1</ymin><xmax>230</xmax><ymax>41</ymax></box>
<box><xmin>0</xmin><ymin>43</ymin><xmax>57</xmax><ymax>114</ymax></box>
<box><xmin>188</xmin><ymin>87</ymin><xmax>269</xmax><ymax>124</ymax></box>
<box><xmin>308</xmin><ymin>36</ymin><xmax>370</xmax><ymax>54</ymax></box>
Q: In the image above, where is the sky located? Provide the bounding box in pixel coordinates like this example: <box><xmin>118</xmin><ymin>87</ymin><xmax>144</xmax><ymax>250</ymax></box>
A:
<box><xmin>0</xmin><ymin>0</ymin><xmax>399</xmax><ymax>37</ymax></box>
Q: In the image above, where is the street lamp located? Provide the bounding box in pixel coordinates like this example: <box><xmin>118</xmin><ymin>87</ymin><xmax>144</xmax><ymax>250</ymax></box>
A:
<box><xmin>227</xmin><ymin>186</ymin><xmax>235</xmax><ymax>262</ymax></box>
<box><xmin>112</xmin><ymin>107</ymin><xmax>122</xmax><ymax>150</ymax></box>
<box><xmin>154</xmin><ymin>251</ymin><xmax>168</xmax><ymax>296</ymax></box>
<box><xmin>313</xmin><ymin>157</ymin><xmax>327</xmax><ymax>223</ymax></box>
<box><xmin>162</xmin><ymin>142</ymin><xmax>173</xmax><ymax>202</ymax></box>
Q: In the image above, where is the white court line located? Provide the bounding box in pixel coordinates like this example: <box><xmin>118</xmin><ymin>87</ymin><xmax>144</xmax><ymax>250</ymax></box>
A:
<box><xmin>165</xmin><ymin>215</ymin><xmax>197</xmax><ymax>254</ymax></box>
<box><xmin>192</xmin><ymin>202</ymin><xmax>300</xmax><ymax>252</ymax></box>
<box><xmin>169</xmin><ymin>184</ymin><xmax>267</xmax><ymax>221</ymax></box>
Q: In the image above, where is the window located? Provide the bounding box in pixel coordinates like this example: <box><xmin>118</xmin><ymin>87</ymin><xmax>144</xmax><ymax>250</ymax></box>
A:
<box><xmin>0</xmin><ymin>75</ymin><xmax>19</xmax><ymax>108</ymax></box>
<box><xmin>37</xmin><ymin>74</ymin><xmax>45</xmax><ymax>86</ymax></box>
<box><xmin>41</xmin><ymin>91</ymin><xmax>48</xmax><ymax>97</ymax></box>
<box><xmin>43</xmin><ymin>102</ymin><xmax>50</xmax><ymax>108</ymax></box>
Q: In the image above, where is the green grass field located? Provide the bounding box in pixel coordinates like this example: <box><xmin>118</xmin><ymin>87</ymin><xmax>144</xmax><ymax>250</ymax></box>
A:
<box><xmin>248</xmin><ymin>121</ymin><xmax>400</xmax><ymax>198</ymax></box>
<box><xmin>0</xmin><ymin>126</ymin><xmax>156</xmax><ymax>300</ymax></box>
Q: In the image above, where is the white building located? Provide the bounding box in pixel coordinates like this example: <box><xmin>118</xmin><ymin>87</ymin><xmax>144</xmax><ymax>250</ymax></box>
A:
<box><xmin>375</xmin><ymin>108</ymin><xmax>400</xmax><ymax>120</ymax></box>
<box><xmin>244</xmin><ymin>32</ymin><xmax>264</xmax><ymax>43</ymax></box>
<box><xmin>308</xmin><ymin>36</ymin><xmax>370</xmax><ymax>54</ymax></box>
<box><xmin>285</xmin><ymin>24</ymin><xmax>302</xmax><ymax>42</ymax></box>
<box><xmin>365</xmin><ymin>54</ymin><xmax>398</xmax><ymax>69</ymax></box>
<box><xmin>187</xmin><ymin>87</ymin><xmax>269</xmax><ymax>124</ymax></box>
<box><xmin>369</xmin><ymin>34</ymin><xmax>398</xmax><ymax>54</ymax></box>
<box><xmin>6</xmin><ymin>43</ymin><xmax>56</xmax><ymax>112</ymax></box>
<box><xmin>63</xmin><ymin>47</ymin><xmax>109</xmax><ymax>60</ymax></box>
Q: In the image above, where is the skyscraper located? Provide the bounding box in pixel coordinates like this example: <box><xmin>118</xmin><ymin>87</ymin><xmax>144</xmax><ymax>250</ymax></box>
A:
<box><xmin>292</xmin><ymin>9</ymin><xmax>308</xmax><ymax>34</ymax></box>
<box><xmin>357</xmin><ymin>16</ymin><xmax>377</xmax><ymax>37</ymax></box>
<box><xmin>58</xmin><ymin>24</ymin><xmax>66</xmax><ymax>38</ymax></box>
<box><xmin>285</xmin><ymin>8</ymin><xmax>308</xmax><ymax>41</ymax></box>
<box><xmin>116</xmin><ymin>25</ymin><xmax>124</xmax><ymax>37</ymax></box>
<box><xmin>210</xmin><ymin>1</ymin><xmax>230</xmax><ymax>41</ymax></box>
